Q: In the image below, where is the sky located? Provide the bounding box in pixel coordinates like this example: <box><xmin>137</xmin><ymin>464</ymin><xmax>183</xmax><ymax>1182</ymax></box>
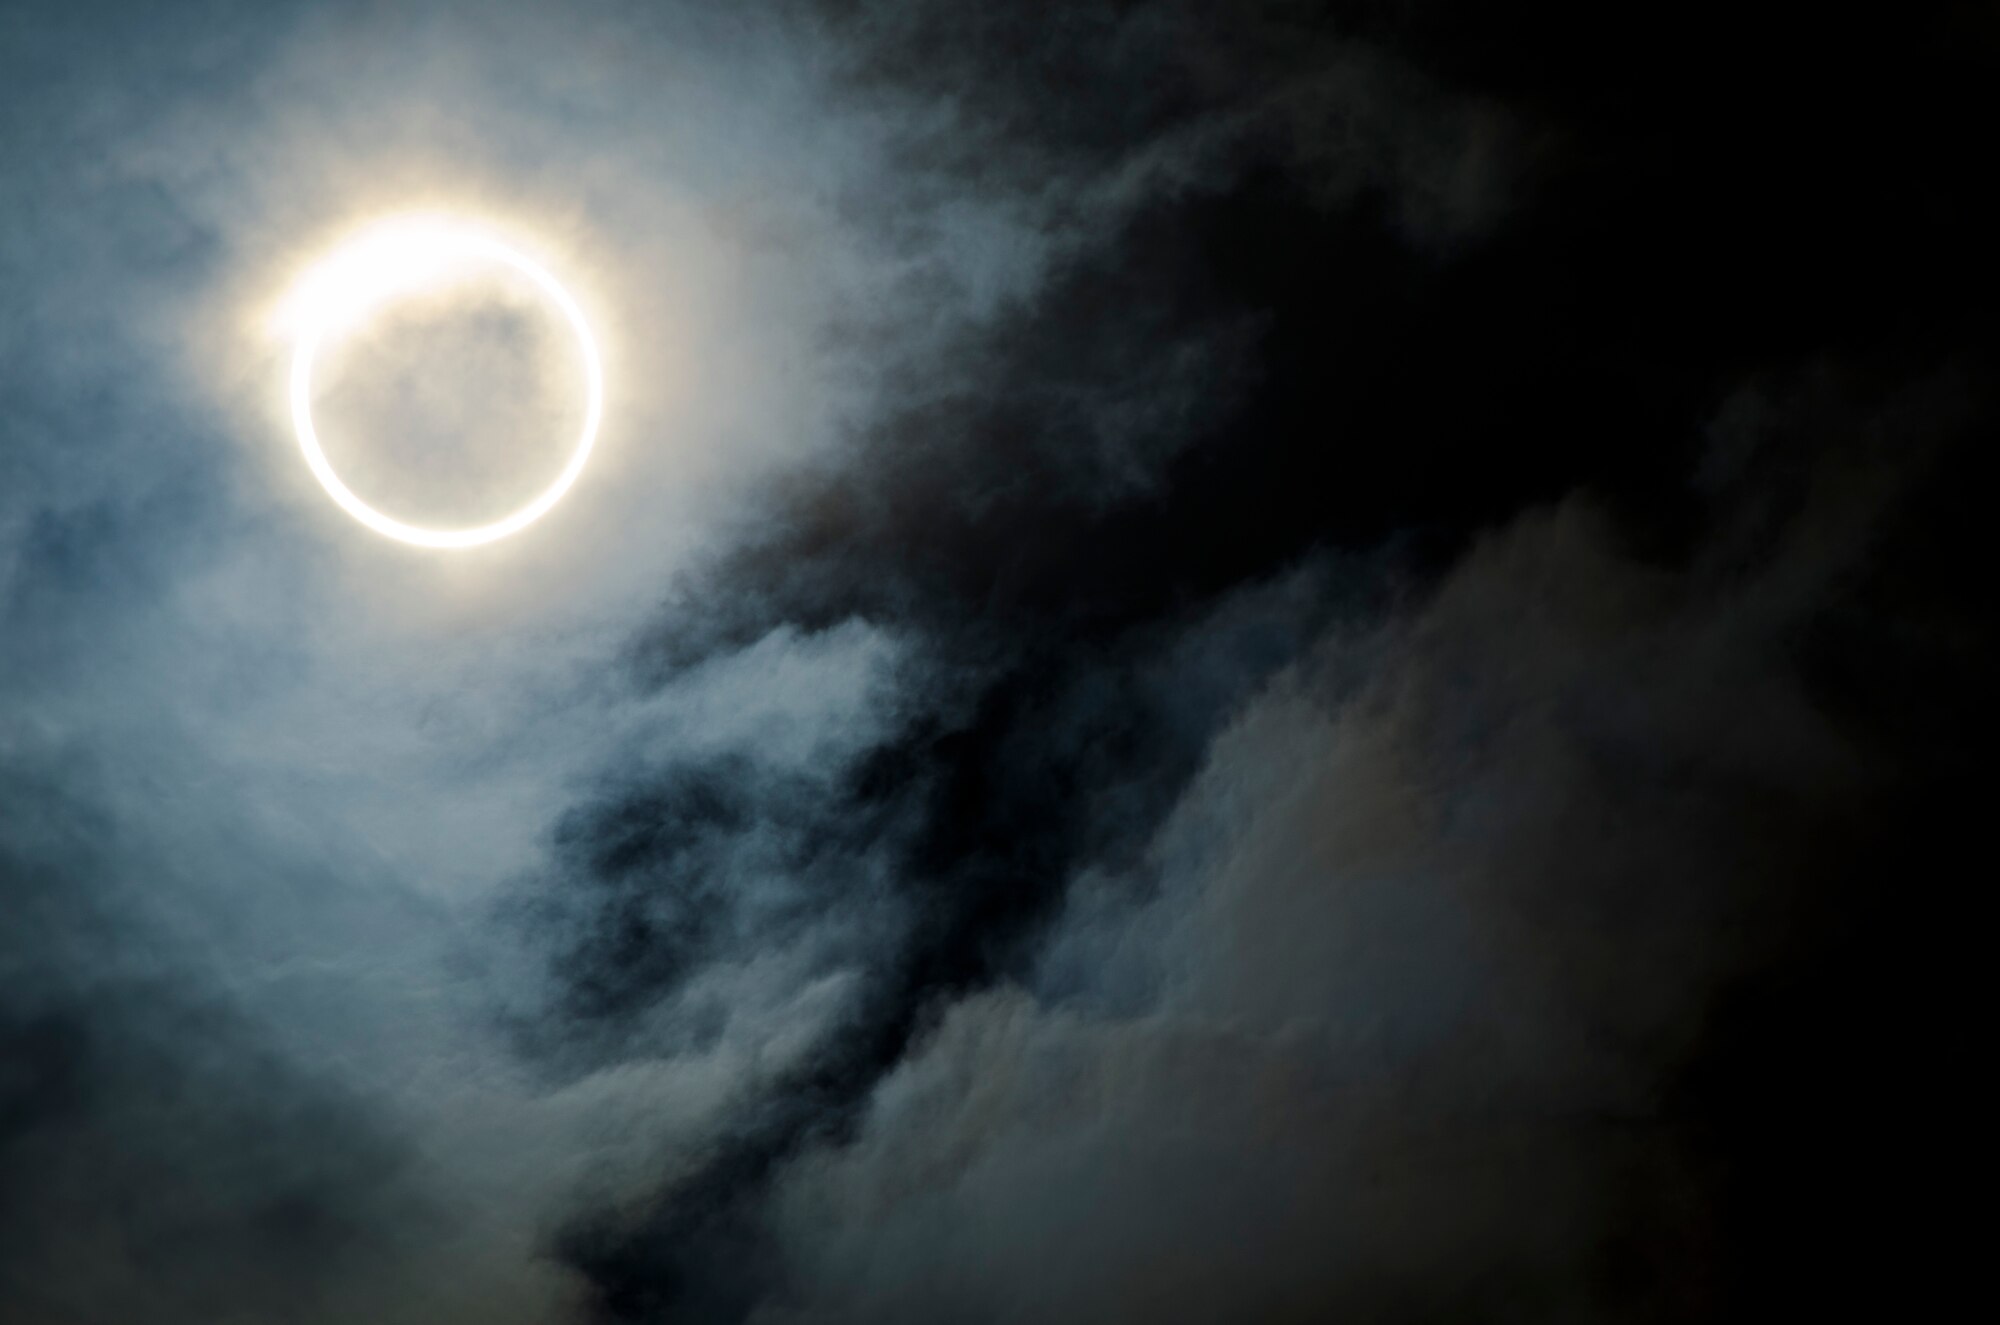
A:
<box><xmin>1</xmin><ymin>2</ymin><xmax>1991</xmax><ymax>1322</ymax></box>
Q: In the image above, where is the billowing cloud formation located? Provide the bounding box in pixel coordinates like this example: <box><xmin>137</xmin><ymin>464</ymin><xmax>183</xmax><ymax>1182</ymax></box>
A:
<box><xmin>542</xmin><ymin>363</ymin><xmax>1986</xmax><ymax>1321</ymax></box>
<box><xmin>756</xmin><ymin>376</ymin><xmax>1982</xmax><ymax>1321</ymax></box>
<box><xmin>3</xmin><ymin>2</ymin><xmax>1991</xmax><ymax>1324</ymax></box>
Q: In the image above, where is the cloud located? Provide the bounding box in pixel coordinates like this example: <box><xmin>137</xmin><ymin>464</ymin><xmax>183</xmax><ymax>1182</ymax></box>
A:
<box><xmin>517</xmin><ymin>11</ymin><xmax>1566</xmax><ymax>1311</ymax></box>
<box><xmin>503</xmin><ymin>4</ymin><xmax>1996</xmax><ymax>1319</ymax></box>
<box><xmin>0</xmin><ymin>756</ymin><xmax>443</xmax><ymax>1324</ymax></box>
<box><xmin>747</xmin><ymin>369</ymin><xmax>1986</xmax><ymax>1323</ymax></box>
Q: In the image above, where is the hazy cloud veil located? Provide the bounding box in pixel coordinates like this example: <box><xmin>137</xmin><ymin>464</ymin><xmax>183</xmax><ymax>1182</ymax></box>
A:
<box><xmin>2</xmin><ymin>3</ymin><xmax>1988</xmax><ymax>1323</ymax></box>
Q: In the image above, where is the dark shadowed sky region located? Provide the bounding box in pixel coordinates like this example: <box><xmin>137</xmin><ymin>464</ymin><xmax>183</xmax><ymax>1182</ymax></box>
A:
<box><xmin>2</xmin><ymin>3</ymin><xmax>1991</xmax><ymax>1322</ymax></box>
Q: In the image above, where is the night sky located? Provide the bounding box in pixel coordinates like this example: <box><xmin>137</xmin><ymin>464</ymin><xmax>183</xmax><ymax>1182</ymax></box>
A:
<box><xmin>2</xmin><ymin>3</ymin><xmax>1990</xmax><ymax>1322</ymax></box>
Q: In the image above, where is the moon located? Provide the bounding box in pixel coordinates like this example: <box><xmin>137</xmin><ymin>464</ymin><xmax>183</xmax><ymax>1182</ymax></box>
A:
<box><xmin>285</xmin><ymin>217</ymin><xmax>604</xmax><ymax>549</ymax></box>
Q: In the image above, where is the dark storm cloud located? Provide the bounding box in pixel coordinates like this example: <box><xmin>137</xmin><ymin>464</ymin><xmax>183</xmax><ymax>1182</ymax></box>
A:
<box><xmin>528</xmin><ymin>51</ymin><xmax>1514</xmax><ymax>1293</ymax></box>
<box><xmin>523</xmin><ymin>3</ymin><xmax>1996</xmax><ymax>1321</ymax></box>
<box><xmin>752</xmin><ymin>366</ymin><xmax>1987</xmax><ymax>1324</ymax></box>
<box><xmin>534</xmin><ymin>560</ymin><xmax>1347</xmax><ymax>1317</ymax></box>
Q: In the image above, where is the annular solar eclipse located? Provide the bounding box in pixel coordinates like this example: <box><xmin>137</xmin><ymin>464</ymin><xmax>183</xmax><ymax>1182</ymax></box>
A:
<box><xmin>285</xmin><ymin>217</ymin><xmax>603</xmax><ymax>549</ymax></box>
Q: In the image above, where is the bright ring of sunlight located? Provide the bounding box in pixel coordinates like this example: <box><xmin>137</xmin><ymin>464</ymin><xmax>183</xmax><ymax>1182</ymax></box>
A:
<box><xmin>286</xmin><ymin>218</ymin><xmax>604</xmax><ymax>549</ymax></box>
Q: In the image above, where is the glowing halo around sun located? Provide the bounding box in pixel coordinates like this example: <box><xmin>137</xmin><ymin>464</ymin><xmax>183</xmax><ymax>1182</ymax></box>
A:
<box><xmin>283</xmin><ymin>216</ymin><xmax>604</xmax><ymax>549</ymax></box>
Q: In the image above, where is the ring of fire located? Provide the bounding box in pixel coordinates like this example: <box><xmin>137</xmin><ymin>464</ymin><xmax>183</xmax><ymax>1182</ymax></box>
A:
<box><xmin>287</xmin><ymin>219</ymin><xmax>604</xmax><ymax>549</ymax></box>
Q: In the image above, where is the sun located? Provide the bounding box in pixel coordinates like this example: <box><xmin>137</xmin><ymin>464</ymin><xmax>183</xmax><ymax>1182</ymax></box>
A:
<box><xmin>282</xmin><ymin>215</ymin><xmax>604</xmax><ymax>550</ymax></box>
